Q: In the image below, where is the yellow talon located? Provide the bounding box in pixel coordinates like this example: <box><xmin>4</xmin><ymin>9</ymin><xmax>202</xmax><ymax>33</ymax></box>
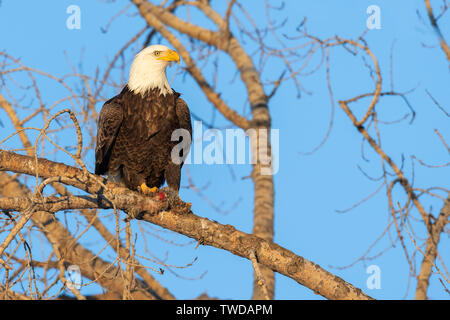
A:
<box><xmin>140</xmin><ymin>183</ymin><xmax>158</xmax><ymax>195</ymax></box>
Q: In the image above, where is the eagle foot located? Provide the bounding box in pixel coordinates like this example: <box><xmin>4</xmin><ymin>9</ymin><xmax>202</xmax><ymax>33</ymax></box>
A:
<box><xmin>160</xmin><ymin>187</ymin><xmax>192</xmax><ymax>214</ymax></box>
<box><xmin>139</xmin><ymin>183</ymin><xmax>159</xmax><ymax>196</ymax></box>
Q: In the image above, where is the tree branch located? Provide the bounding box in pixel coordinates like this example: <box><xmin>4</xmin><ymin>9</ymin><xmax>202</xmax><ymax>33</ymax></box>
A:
<box><xmin>0</xmin><ymin>171</ymin><xmax>170</xmax><ymax>300</ymax></box>
<box><xmin>0</xmin><ymin>149</ymin><xmax>372</xmax><ymax>300</ymax></box>
<box><xmin>415</xmin><ymin>195</ymin><xmax>450</xmax><ymax>299</ymax></box>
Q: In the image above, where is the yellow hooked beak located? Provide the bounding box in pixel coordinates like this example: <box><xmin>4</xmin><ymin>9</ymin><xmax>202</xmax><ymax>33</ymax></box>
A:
<box><xmin>157</xmin><ymin>49</ymin><xmax>180</xmax><ymax>64</ymax></box>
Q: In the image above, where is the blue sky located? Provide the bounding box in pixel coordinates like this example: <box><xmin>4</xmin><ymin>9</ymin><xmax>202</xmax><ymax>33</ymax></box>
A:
<box><xmin>0</xmin><ymin>0</ymin><xmax>449</xmax><ymax>299</ymax></box>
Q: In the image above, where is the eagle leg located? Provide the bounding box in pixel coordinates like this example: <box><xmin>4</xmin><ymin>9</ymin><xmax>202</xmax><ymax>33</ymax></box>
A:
<box><xmin>139</xmin><ymin>183</ymin><xmax>159</xmax><ymax>195</ymax></box>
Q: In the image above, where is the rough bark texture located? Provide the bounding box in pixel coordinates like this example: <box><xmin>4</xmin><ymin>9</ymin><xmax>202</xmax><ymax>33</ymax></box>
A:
<box><xmin>415</xmin><ymin>195</ymin><xmax>450</xmax><ymax>299</ymax></box>
<box><xmin>0</xmin><ymin>172</ymin><xmax>168</xmax><ymax>299</ymax></box>
<box><xmin>0</xmin><ymin>149</ymin><xmax>372</xmax><ymax>300</ymax></box>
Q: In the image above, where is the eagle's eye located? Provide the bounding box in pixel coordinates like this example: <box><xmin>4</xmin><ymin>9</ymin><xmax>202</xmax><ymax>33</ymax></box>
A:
<box><xmin>153</xmin><ymin>51</ymin><xmax>161</xmax><ymax>57</ymax></box>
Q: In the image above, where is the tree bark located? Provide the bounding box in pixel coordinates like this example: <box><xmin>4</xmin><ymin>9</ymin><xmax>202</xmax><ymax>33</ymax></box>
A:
<box><xmin>415</xmin><ymin>195</ymin><xmax>450</xmax><ymax>299</ymax></box>
<box><xmin>0</xmin><ymin>149</ymin><xmax>372</xmax><ymax>300</ymax></box>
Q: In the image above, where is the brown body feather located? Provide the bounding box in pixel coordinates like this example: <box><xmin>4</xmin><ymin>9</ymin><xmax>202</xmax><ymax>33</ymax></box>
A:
<box><xmin>95</xmin><ymin>86</ymin><xmax>192</xmax><ymax>192</ymax></box>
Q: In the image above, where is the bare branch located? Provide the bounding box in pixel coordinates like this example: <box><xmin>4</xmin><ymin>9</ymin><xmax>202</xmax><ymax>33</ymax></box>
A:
<box><xmin>424</xmin><ymin>0</ymin><xmax>450</xmax><ymax>67</ymax></box>
<box><xmin>0</xmin><ymin>150</ymin><xmax>372</xmax><ymax>300</ymax></box>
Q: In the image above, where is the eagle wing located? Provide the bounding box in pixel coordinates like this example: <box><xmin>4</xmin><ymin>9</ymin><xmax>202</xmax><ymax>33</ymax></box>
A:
<box><xmin>176</xmin><ymin>96</ymin><xmax>192</xmax><ymax>165</ymax></box>
<box><xmin>163</xmin><ymin>96</ymin><xmax>192</xmax><ymax>192</ymax></box>
<box><xmin>95</xmin><ymin>101</ymin><xmax>124</xmax><ymax>175</ymax></box>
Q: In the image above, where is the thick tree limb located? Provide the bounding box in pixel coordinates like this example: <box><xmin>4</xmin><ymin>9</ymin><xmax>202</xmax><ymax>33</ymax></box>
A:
<box><xmin>415</xmin><ymin>195</ymin><xmax>450</xmax><ymax>299</ymax></box>
<box><xmin>0</xmin><ymin>150</ymin><xmax>372</xmax><ymax>300</ymax></box>
<box><xmin>0</xmin><ymin>171</ymin><xmax>170</xmax><ymax>300</ymax></box>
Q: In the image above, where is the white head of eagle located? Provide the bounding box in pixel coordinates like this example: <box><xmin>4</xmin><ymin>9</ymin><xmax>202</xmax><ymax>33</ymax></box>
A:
<box><xmin>128</xmin><ymin>44</ymin><xmax>180</xmax><ymax>96</ymax></box>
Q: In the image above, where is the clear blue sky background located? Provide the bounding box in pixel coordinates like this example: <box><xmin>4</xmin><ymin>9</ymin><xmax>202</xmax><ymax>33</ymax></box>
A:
<box><xmin>0</xmin><ymin>0</ymin><xmax>449</xmax><ymax>299</ymax></box>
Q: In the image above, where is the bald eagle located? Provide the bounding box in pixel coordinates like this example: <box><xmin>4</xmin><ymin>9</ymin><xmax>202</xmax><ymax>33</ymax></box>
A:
<box><xmin>95</xmin><ymin>45</ymin><xmax>192</xmax><ymax>195</ymax></box>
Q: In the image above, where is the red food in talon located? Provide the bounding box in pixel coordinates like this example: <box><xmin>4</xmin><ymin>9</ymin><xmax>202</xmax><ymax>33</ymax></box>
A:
<box><xmin>158</xmin><ymin>192</ymin><xmax>166</xmax><ymax>201</ymax></box>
